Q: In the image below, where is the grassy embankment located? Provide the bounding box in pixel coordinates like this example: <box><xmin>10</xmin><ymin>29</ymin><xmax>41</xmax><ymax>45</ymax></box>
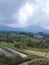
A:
<box><xmin>0</xmin><ymin>52</ymin><xmax>29</xmax><ymax>65</ymax></box>
<box><xmin>0</xmin><ymin>42</ymin><xmax>49</xmax><ymax>61</ymax></box>
<box><xmin>0</xmin><ymin>42</ymin><xmax>49</xmax><ymax>53</ymax></box>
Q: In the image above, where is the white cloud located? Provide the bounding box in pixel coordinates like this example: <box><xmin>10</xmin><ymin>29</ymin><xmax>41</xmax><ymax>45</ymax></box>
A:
<box><xmin>1</xmin><ymin>0</ymin><xmax>49</xmax><ymax>30</ymax></box>
<box><xmin>42</xmin><ymin>26</ymin><xmax>49</xmax><ymax>30</ymax></box>
<box><xmin>18</xmin><ymin>3</ymin><xmax>34</xmax><ymax>26</ymax></box>
<box><xmin>6</xmin><ymin>0</ymin><xmax>49</xmax><ymax>29</ymax></box>
<box><xmin>8</xmin><ymin>2</ymin><xmax>35</xmax><ymax>28</ymax></box>
<box><xmin>42</xmin><ymin>3</ymin><xmax>49</xmax><ymax>14</ymax></box>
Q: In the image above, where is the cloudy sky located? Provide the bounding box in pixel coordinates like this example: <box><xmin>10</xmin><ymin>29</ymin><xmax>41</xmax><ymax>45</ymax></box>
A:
<box><xmin>0</xmin><ymin>0</ymin><xmax>49</xmax><ymax>29</ymax></box>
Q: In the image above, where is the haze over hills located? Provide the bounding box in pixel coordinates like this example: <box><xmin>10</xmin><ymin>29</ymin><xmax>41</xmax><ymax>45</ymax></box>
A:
<box><xmin>0</xmin><ymin>0</ymin><xmax>49</xmax><ymax>34</ymax></box>
<box><xmin>22</xmin><ymin>25</ymin><xmax>49</xmax><ymax>33</ymax></box>
<box><xmin>0</xmin><ymin>25</ymin><xmax>49</xmax><ymax>33</ymax></box>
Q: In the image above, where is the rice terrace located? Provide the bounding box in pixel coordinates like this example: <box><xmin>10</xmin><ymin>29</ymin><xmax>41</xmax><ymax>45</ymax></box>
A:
<box><xmin>0</xmin><ymin>32</ymin><xmax>49</xmax><ymax>65</ymax></box>
<box><xmin>0</xmin><ymin>0</ymin><xmax>49</xmax><ymax>65</ymax></box>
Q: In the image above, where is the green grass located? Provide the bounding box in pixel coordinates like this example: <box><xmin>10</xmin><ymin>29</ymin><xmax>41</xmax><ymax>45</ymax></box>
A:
<box><xmin>0</xmin><ymin>43</ymin><xmax>26</xmax><ymax>54</ymax></box>
<box><xmin>1</xmin><ymin>42</ymin><xmax>49</xmax><ymax>52</ymax></box>
<box><xmin>0</xmin><ymin>42</ymin><xmax>48</xmax><ymax>59</ymax></box>
<box><xmin>0</xmin><ymin>42</ymin><xmax>49</xmax><ymax>52</ymax></box>
<box><xmin>0</xmin><ymin>42</ymin><xmax>49</xmax><ymax>65</ymax></box>
<box><xmin>0</xmin><ymin>52</ymin><xmax>28</xmax><ymax>65</ymax></box>
<box><xmin>20</xmin><ymin>54</ymin><xmax>49</xmax><ymax>65</ymax></box>
<box><xmin>27</xmin><ymin>47</ymin><xmax>49</xmax><ymax>52</ymax></box>
<box><xmin>20</xmin><ymin>59</ymin><xmax>49</xmax><ymax>65</ymax></box>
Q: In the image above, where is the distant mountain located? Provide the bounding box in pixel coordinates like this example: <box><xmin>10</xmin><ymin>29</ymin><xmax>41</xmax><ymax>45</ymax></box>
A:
<box><xmin>22</xmin><ymin>25</ymin><xmax>49</xmax><ymax>33</ymax></box>
<box><xmin>0</xmin><ymin>25</ymin><xmax>22</xmax><ymax>31</ymax></box>
<box><xmin>0</xmin><ymin>25</ymin><xmax>49</xmax><ymax>33</ymax></box>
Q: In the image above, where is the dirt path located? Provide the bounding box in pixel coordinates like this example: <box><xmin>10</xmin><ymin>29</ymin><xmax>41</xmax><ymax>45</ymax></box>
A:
<box><xmin>24</xmin><ymin>50</ymin><xmax>49</xmax><ymax>58</ymax></box>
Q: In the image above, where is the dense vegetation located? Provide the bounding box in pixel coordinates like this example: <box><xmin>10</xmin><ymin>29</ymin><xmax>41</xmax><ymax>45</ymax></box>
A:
<box><xmin>0</xmin><ymin>32</ymin><xmax>49</xmax><ymax>49</ymax></box>
<box><xmin>0</xmin><ymin>52</ymin><xmax>30</xmax><ymax>65</ymax></box>
<box><xmin>0</xmin><ymin>32</ymin><xmax>49</xmax><ymax>65</ymax></box>
<box><xmin>28</xmin><ymin>60</ymin><xmax>49</xmax><ymax>65</ymax></box>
